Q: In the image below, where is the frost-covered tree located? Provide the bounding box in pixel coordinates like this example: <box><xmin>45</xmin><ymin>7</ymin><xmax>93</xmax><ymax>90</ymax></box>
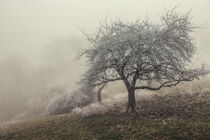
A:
<box><xmin>79</xmin><ymin>9</ymin><xmax>208</xmax><ymax>112</ymax></box>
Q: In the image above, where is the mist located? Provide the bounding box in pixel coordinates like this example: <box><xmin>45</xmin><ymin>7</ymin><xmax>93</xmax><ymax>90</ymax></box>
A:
<box><xmin>0</xmin><ymin>37</ymin><xmax>87</xmax><ymax>123</ymax></box>
<box><xmin>0</xmin><ymin>0</ymin><xmax>210</xmax><ymax>124</ymax></box>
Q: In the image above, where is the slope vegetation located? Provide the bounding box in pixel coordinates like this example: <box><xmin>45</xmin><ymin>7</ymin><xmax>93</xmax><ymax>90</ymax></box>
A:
<box><xmin>1</xmin><ymin>87</ymin><xmax>210</xmax><ymax>140</ymax></box>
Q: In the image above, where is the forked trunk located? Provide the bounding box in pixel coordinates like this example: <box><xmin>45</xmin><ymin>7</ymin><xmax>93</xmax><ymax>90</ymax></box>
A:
<box><xmin>127</xmin><ymin>88</ymin><xmax>136</xmax><ymax>112</ymax></box>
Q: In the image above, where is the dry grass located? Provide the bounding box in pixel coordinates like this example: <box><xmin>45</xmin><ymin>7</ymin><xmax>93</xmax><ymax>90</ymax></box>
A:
<box><xmin>0</xmin><ymin>79</ymin><xmax>210</xmax><ymax>140</ymax></box>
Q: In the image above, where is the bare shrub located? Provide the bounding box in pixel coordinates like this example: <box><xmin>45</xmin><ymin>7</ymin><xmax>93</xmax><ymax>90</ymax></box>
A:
<box><xmin>46</xmin><ymin>87</ymin><xmax>95</xmax><ymax>115</ymax></box>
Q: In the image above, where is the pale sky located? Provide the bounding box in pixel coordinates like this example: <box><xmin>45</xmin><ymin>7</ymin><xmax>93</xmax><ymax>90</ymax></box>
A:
<box><xmin>0</xmin><ymin>0</ymin><xmax>210</xmax><ymax>66</ymax></box>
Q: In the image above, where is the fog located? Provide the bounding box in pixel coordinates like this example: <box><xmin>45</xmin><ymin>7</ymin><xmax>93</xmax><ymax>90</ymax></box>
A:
<box><xmin>0</xmin><ymin>0</ymin><xmax>210</xmax><ymax>123</ymax></box>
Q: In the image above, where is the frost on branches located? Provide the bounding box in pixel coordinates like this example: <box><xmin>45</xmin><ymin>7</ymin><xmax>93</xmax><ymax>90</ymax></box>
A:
<box><xmin>79</xmin><ymin>9</ymin><xmax>209</xmax><ymax>112</ymax></box>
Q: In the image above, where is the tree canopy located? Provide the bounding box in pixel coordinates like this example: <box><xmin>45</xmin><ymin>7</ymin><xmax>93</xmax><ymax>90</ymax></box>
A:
<box><xmin>79</xmin><ymin>8</ymin><xmax>208</xmax><ymax>112</ymax></box>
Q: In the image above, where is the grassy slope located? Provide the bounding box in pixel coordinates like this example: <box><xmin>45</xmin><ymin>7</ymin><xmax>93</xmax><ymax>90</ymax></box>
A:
<box><xmin>1</xmin><ymin>91</ymin><xmax>210</xmax><ymax>140</ymax></box>
<box><xmin>1</xmin><ymin>78</ymin><xmax>210</xmax><ymax>140</ymax></box>
<box><xmin>0</xmin><ymin>112</ymin><xmax>210</xmax><ymax>140</ymax></box>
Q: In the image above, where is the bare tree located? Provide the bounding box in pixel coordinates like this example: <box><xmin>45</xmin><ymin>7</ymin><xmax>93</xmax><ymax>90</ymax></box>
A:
<box><xmin>79</xmin><ymin>9</ymin><xmax>209</xmax><ymax>112</ymax></box>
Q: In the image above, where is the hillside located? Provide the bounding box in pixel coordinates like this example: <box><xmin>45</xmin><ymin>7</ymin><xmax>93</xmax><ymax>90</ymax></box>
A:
<box><xmin>0</xmin><ymin>112</ymin><xmax>210</xmax><ymax>140</ymax></box>
<box><xmin>1</xmin><ymin>86</ymin><xmax>210</xmax><ymax>140</ymax></box>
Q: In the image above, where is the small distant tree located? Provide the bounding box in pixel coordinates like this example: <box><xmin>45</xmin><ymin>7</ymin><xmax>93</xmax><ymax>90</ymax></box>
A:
<box><xmin>79</xmin><ymin>8</ymin><xmax>208</xmax><ymax>112</ymax></box>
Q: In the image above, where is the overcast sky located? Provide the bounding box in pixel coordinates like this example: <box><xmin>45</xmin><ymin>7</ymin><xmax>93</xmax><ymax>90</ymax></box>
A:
<box><xmin>0</xmin><ymin>0</ymin><xmax>210</xmax><ymax>66</ymax></box>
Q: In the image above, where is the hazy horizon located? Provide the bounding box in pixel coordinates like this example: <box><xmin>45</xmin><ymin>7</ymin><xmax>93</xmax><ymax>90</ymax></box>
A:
<box><xmin>0</xmin><ymin>0</ymin><xmax>210</xmax><ymax>123</ymax></box>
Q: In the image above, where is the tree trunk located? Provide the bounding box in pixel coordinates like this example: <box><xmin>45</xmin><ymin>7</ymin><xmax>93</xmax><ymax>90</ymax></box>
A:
<box><xmin>97</xmin><ymin>90</ymin><xmax>102</xmax><ymax>103</ymax></box>
<box><xmin>97</xmin><ymin>84</ymin><xmax>106</xmax><ymax>103</ymax></box>
<box><xmin>127</xmin><ymin>88</ymin><xmax>136</xmax><ymax>112</ymax></box>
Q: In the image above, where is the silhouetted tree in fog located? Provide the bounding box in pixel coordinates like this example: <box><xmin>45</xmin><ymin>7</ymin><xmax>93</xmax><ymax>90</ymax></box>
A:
<box><xmin>79</xmin><ymin>8</ymin><xmax>209</xmax><ymax>112</ymax></box>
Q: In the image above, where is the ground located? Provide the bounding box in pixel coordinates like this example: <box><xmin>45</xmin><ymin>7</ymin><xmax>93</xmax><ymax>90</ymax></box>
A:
<box><xmin>1</xmin><ymin>87</ymin><xmax>210</xmax><ymax>140</ymax></box>
<box><xmin>0</xmin><ymin>112</ymin><xmax>210</xmax><ymax>140</ymax></box>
